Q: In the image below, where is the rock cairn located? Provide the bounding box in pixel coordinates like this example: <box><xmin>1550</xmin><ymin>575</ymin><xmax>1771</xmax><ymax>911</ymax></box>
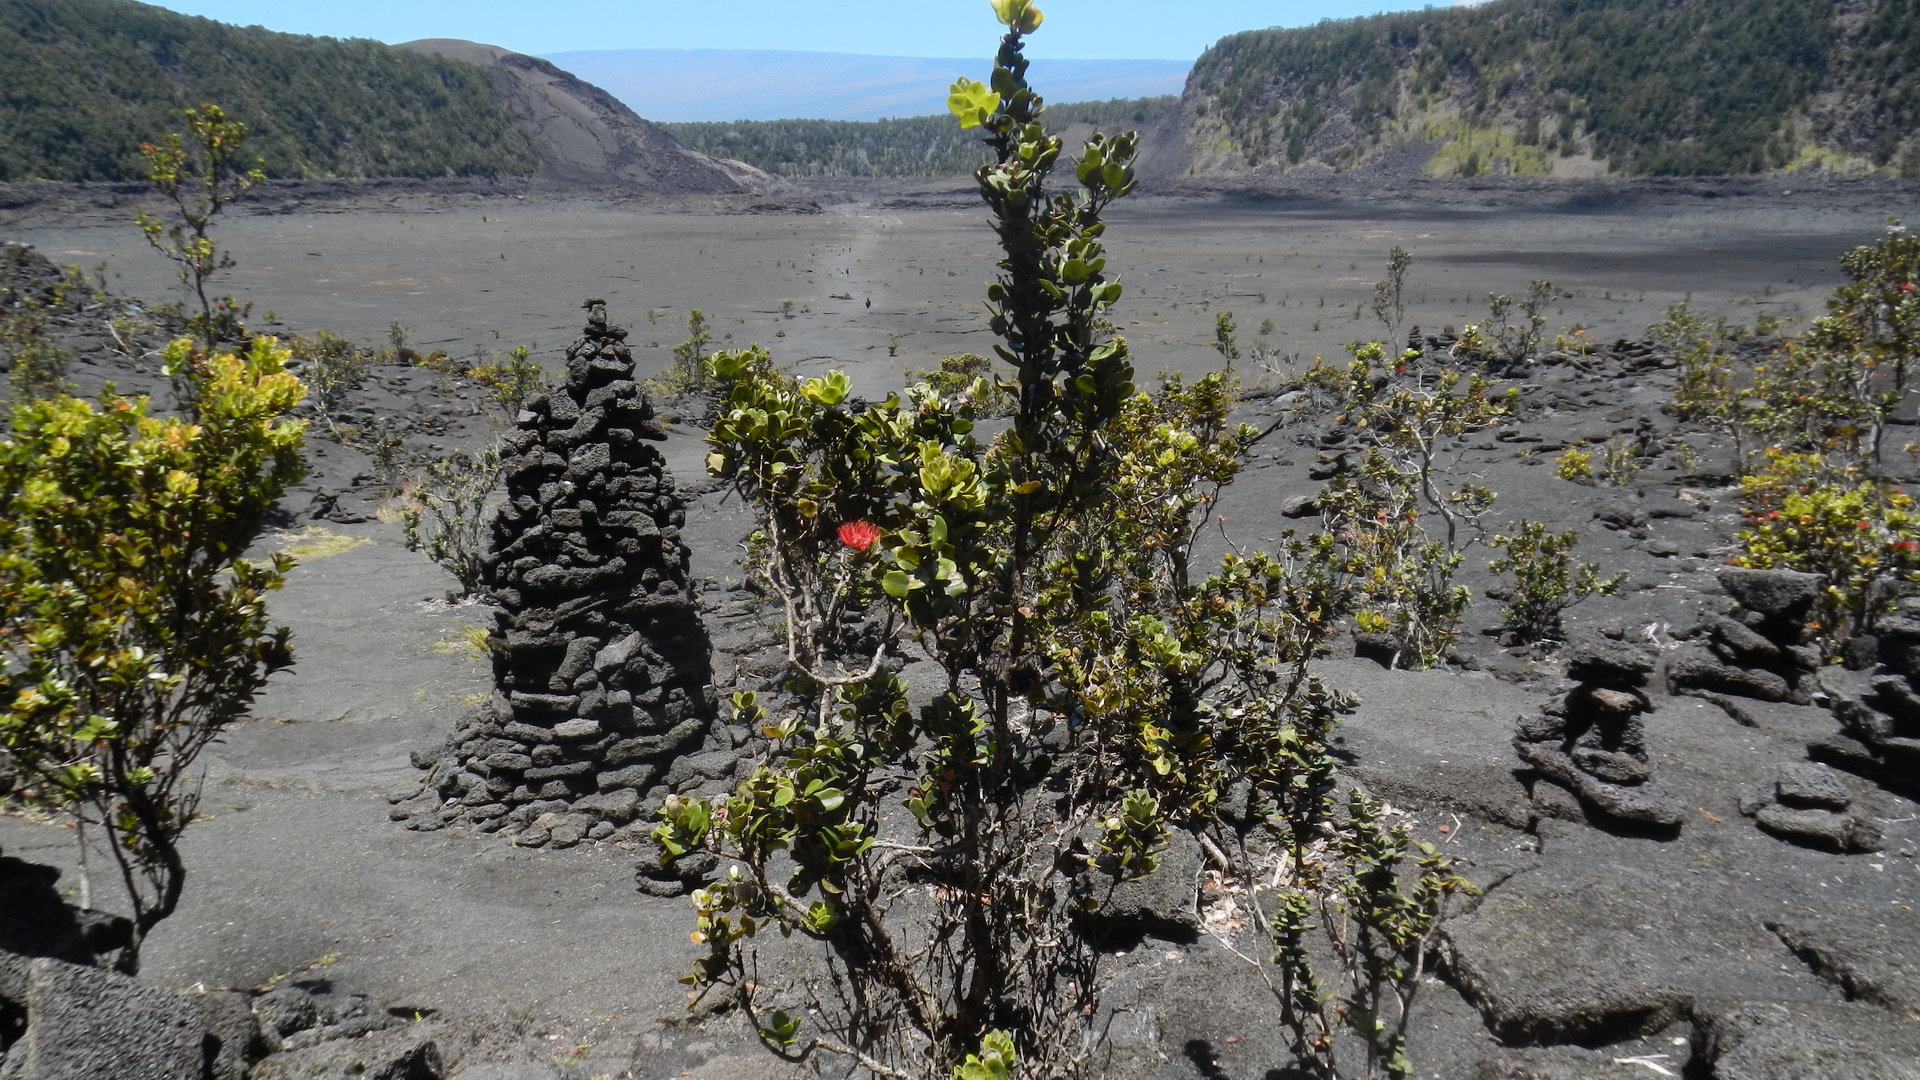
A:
<box><xmin>1738</xmin><ymin>762</ymin><xmax>1881</xmax><ymax>853</ymax></box>
<box><xmin>397</xmin><ymin>299</ymin><xmax>717</xmax><ymax>849</ymax></box>
<box><xmin>1666</xmin><ymin>568</ymin><xmax>1825</xmax><ymax>714</ymax></box>
<box><xmin>1812</xmin><ymin>597</ymin><xmax>1920</xmax><ymax>799</ymax></box>
<box><xmin>1514</xmin><ymin>632</ymin><xmax>1684</xmax><ymax>832</ymax></box>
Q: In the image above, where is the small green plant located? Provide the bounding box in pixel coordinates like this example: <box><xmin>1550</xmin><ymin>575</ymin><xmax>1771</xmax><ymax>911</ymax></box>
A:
<box><xmin>1553</xmin><ymin>325</ymin><xmax>1595</xmax><ymax>359</ymax></box>
<box><xmin>1733</xmin><ymin>449</ymin><xmax>1920</xmax><ymax>650</ymax></box>
<box><xmin>1485</xmin><ymin>280</ymin><xmax>1553</xmax><ymax>366</ymax></box>
<box><xmin>134</xmin><ymin>104</ymin><xmax>264</xmax><ymax>354</ymax></box>
<box><xmin>1600</xmin><ymin>437</ymin><xmax>1647</xmax><ymax>486</ymax></box>
<box><xmin>1</xmin><ymin>303</ymin><xmax>72</xmax><ymax>403</ymax></box>
<box><xmin>289</xmin><ymin>330</ymin><xmax>369</xmax><ymax>434</ymax></box>
<box><xmin>910</xmin><ymin>352</ymin><xmax>1014</xmax><ymax>416</ymax></box>
<box><xmin>1487</xmin><ymin>520</ymin><xmax>1627</xmax><ymax>643</ymax></box>
<box><xmin>401</xmin><ymin>442</ymin><xmax>505</xmax><ymax>597</ymax></box>
<box><xmin>1215</xmin><ymin>310</ymin><xmax>1240</xmax><ymax>359</ymax></box>
<box><xmin>1370</xmin><ymin>245</ymin><xmax>1411</xmax><ymax>343</ymax></box>
<box><xmin>1268</xmin><ymin>789</ymin><xmax>1476</xmax><ymax>1080</ymax></box>
<box><xmin>660</xmin><ymin>309</ymin><xmax>713</xmax><ymax>394</ymax></box>
<box><xmin>469</xmin><ymin>345</ymin><xmax>548</xmax><ymax>420</ymax></box>
<box><xmin>1321</xmin><ymin>451</ymin><xmax>1473</xmax><ymax>668</ymax></box>
<box><xmin>1555</xmin><ymin>446</ymin><xmax>1595</xmax><ymax>483</ymax></box>
<box><xmin>0</xmin><ymin>336</ymin><xmax>306</xmax><ymax>973</ymax></box>
<box><xmin>1301</xmin><ymin>341</ymin><xmax>1512</xmax><ymax>552</ymax></box>
<box><xmin>780</xmin><ymin>299</ymin><xmax>795</xmax><ymax>318</ymax></box>
<box><xmin>1260</xmin><ymin>317</ymin><xmax>1275</xmax><ymax>335</ymax></box>
<box><xmin>385</xmin><ymin>320</ymin><xmax>412</xmax><ymax>362</ymax></box>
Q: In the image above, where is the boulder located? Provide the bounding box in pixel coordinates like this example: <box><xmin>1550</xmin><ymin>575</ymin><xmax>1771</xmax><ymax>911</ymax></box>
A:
<box><xmin>1073</xmin><ymin>828</ymin><xmax>1204</xmax><ymax>937</ymax></box>
<box><xmin>4</xmin><ymin>956</ymin><xmax>205</xmax><ymax>1080</ymax></box>
<box><xmin>1717</xmin><ymin>568</ymin><xmax>1824</xmax><ymax>618</ymax></box>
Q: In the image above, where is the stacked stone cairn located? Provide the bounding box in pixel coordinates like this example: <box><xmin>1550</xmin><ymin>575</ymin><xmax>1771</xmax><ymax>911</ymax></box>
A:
<box><xmin>397</xmin><ymin>299</ymin><xmax>719</xmax><ymax>851</ymax></box>
<box><xmin>1811</xmin><ymin>595</ymin><xmax>1920</xmax><ymax>800</ymax></box>
<box><xmin>1514</xmin><ymin>632</ymin><xmax>1685</xmax><ymax>832</ymax></box>
<box><xmin>1666</xmin><ymin>568</ymin><xmax>1825</xmax><ymax>713</ymax></box>
<box><xmin>1738</xmin><ymin>762</ymin><xmax>1881</xmax><ymax>853</ymax></box>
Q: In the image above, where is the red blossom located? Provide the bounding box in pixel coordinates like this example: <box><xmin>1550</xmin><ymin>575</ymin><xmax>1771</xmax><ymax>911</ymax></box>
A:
<box><xmin>1903</xmin><ymin>282</ymin><xmax>1916</xmax><ymax>292</ymax></box>
<box><xmin>838</xmin><ymin>520</ymin><xmax>882</xmax><ymax>552</ymax></box>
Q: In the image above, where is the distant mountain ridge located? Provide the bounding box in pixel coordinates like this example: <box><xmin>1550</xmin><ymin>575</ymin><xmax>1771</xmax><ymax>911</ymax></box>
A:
<box><xmin>399</xmin><ymin>40</ymin><xmax>769</xmax><ymax>194</ymax></box>
<box><xmin>540</xmin><ymin>49</ymin><xmax>1191</xmax><ymax>122</ymax></box>
<box><xmin>0</xmin><ymin>0</ymin><xmax>765</xmax><ymax>193</ymax></box>
<box><xmin>1167</xmin><ymin>0</ymin><xmax>1920</xmax><ymax>180</ymax></box>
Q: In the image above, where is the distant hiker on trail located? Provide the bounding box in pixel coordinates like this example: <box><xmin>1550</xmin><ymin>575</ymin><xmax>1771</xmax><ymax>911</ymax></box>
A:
<box><xmin>865</xmin><ymin>298</ymin><xmax>871</xmax><ymax>308</ymax></box>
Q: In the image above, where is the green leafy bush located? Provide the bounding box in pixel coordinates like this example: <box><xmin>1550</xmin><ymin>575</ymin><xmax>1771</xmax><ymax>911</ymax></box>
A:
<box><xmin>0</xmin><ymin>336</ymin><xmax>306</xmax><ymax>971</ymax></box>
<box><xmin>1321</xmin><ymin>451</ymin><xmax>1473</xmax><ymax>668</ymax></box>
<box><xmin>469</xmin><ymin>345</ymin><xmax>548</xmax><ymax>420</ymax></box>
<box><xmin>1734</xmin><ymin>449</ymin><xmax>1920</xmax><ymax>649</ymax></box>
<box><xmin>909</xmin><ymin>352</ymin><xmax>1014</xmax><ymax>416</ymax></box>
<box><xmin>657</xmin><ymin>309</ymin><xmax>714</xmax><ymax>395</ymax></box>
<box><xmin>657</xmin><ymin>11</ymin><xmax>1472</xmax><ymax>1079</ymax></box>
<box><xmin>402</xmin><ymin>442</ymin><xmax>505</xmax><ymax>598</ymax></box>
<box><xmin>289</xmin><ymin>329</ymin><xmax>368</xmax><ymax>433</ymax></box>
<box><xmin>1301</xmin><ymin>342</ymin><xmax>1511</xmax><ymax>666</ymax></box>
<box><xmin>135</xmin><ymin>104</ymin><xmax>264</xmax><ymax>355</ymax></box>
<box><xmin>1555</xmin><ymin>446</ymin><xmax>1594</xmax><ymax>483</ymax></box>
<box><xmin>1487</xmin><ymin>520</ymin><xmax>1626</xmax><ymax>643</ymax></box>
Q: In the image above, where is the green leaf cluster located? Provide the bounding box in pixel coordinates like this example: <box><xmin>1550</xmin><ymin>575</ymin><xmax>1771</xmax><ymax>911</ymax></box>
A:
<box><xmin>1734</xmin><ymin>450</ymin><xmax>1920</xmax><ymax>649</ymax></box>
<box><xmin>1486</xmin><ymin>520</ymin><xmax>1625</xmax><ymax>644</ymax></box>
<box><xmin>0</xmin><ymin>336</ymin><xmax>306</xmax><ymax>970</ymax></box>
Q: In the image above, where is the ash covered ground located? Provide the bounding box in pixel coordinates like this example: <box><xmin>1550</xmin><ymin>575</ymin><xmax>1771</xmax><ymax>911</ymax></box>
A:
<box><xmin>1</xmin><ymin>175</ymin><xmax>1917</xmax><ymax>1080</ymax></box>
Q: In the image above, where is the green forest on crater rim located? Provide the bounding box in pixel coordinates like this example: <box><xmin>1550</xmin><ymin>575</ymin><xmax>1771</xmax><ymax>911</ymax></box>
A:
<box><xmin>1190</xmin><ymin>0</ymin><xmax>1920</xmax><ymax>177</ymax></box>
<box><xmin>0</xmin><ymin>0</ymin><xmax>536</xmax><ymax>182</ymax></box>
<box><xmin>662</xmin><ymin>97</ymin><xmax>1179</xmax><ymax>179</ymax></box>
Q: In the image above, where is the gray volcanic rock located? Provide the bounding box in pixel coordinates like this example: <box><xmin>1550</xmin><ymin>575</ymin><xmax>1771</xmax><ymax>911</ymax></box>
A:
<box><xmin>1514</xmin><ymin>634</ymin><xmax>1683</xmax><ymax>831</ymax></box>
<box><xmin>1811</xmin><ymin>629</ymin><xmax>1920</xmax><ymax>797</ymax></box>
<box><xmin>399</xmin><ymin>300</ymin><xmax>716</xmax><ymax>850</ymax></box>
<box><xmin>1717</xmin><ymin>568</ymin><xmax>1824</xmax><ymax>618</ymax></box>
<box><xmin>1668</xmin><ymin>569</ymin><xmax>1825</xmax><ymax>709</ymax></box>
<box><xmin>398</xmin><ymin>40</ymin><xmax>772</xmax><ymax>194</ymax></box>
<box><xmin>1443</xmin><ymin>868</ymin><xmax>1831</xmax><ymax>1047</ymax></box>
<box><xmin>3</xmin><ymin>956</ymin><xmax>207</xmax><ymax>1080</ymax></box>
<box><xmin>1075</xmin><ymin>828</ymin><xmax>1205</xmax><ymax>935</ymax></box>
<box><xmin>1767</xmin><ymin>907</ymin><xmax>1920</xmax><ymax>1015</ymax></box>
<box><xmin>1693</xmin><ymin>998</ymin><xmax>1920</xmax><ymax>1080</ymax></box>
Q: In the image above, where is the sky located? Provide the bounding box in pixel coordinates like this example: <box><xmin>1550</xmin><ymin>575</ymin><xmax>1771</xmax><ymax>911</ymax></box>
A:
<box><xmin>151</xmin><ymin>0</ymin><xmax>1480</xmax><ymax>60</ymax></box>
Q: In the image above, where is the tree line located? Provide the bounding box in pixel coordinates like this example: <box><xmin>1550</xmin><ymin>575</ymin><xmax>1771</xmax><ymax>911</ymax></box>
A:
<box><xmin>663</xmin><ymin>95</ymin><xmax>1178</xmax><ymax>178</ymax></box>
<box><xmin>0</xmin><ymin>0</ymin><xmax>536</xmax><ymax>182</ymax></box>
<box><xmin>1189</xmin><ymin>0</ymin><xmax>1918</xmax><ymax>177</ymax></box>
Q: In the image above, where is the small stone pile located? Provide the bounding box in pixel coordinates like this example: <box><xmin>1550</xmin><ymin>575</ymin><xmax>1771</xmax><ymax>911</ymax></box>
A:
<box><xmin>1666</xmin><ymin>568</ymin><xmax>1825</xmax><ymax>712</ymax></box>
<box><xmin>1812</xmin><ymin>598</ymin><xmax>1920</xmax><ymax>798</ymax></box>
<box><xmin>397</xmin><ymin>299</ymin><xmax>718</xmax><ymax>849</ymax></box>
<box><xmin>1738</xmin><ymin>762</ymin><xmax>1881</xmax><ymax>853</ymax></box>
<box><xmin>1514</xmin><ymin>632</ymin><xmax>1684</xmax><ymax>832</ymax></box>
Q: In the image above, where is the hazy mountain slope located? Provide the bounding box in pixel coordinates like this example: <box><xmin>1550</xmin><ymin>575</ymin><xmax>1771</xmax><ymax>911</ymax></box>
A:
<box><xmin>399</xmin><ymin>40</ymin><xmax>770</xmax><ymax>194</ymax></box>
<box><xmin>0</xmin><ymin>0</ymin><xmax>536</xmax><ymax>182</ymax></box>
<box><xmin>541</xmin><ymin>49</ymin><xmax>1190</xmax><ymax>122</ymax></box>
<box><xmin>1175</xmin><ymin>0</ymin><xmax>1920</xmax><ymax>179</ymax></box>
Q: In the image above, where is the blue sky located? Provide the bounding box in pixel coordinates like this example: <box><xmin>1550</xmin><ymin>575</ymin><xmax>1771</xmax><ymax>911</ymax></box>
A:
<box><xmin>153</xmin><ymin>1</ymin><xmax>1475</xmax><ymax>60</ymax></box>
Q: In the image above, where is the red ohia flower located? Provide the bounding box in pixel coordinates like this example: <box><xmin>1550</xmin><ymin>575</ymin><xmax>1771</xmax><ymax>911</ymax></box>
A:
<box><xmin>838</xmin><ymin>521</ymin><xmax>882</xmax><ymax>552</ymax></box>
